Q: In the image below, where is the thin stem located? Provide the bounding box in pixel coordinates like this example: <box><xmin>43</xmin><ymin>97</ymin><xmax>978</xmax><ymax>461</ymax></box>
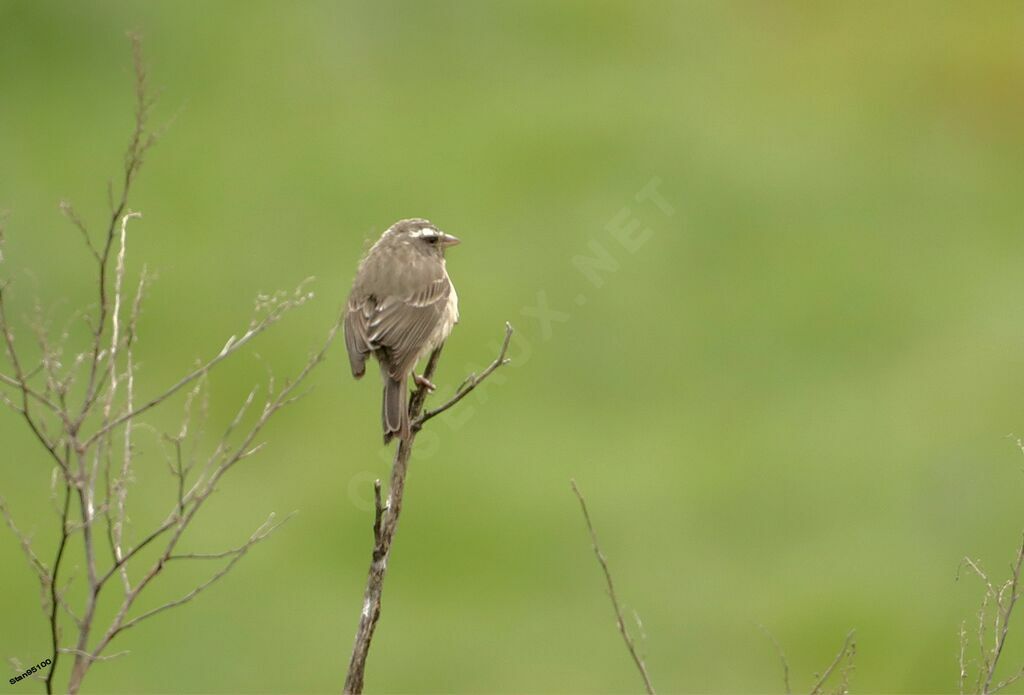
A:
<box><xmin>83</xmin><ymin>311</ymin><xmax>343</xmax><ymax>671</ymax></box>
<box><xmin>0</xmin><ymin>286</ymin><xmax>68</xmax><ymax>475</ymax></box>
<box><xmin>570</xmin><ymin>479</ymin><xmax>656</xmax><ymax>695</ymax></box>
<box><xmin>81</xmin><ymin>295</ymin><xmax>306</xmax><ymax>450</ymax></box>
<box><xmin>809</xmin><ymin>630</ymin><xmax>856</xmax><ymax>695</ymax></box>
<box><xmin>757</xmin><ymin>624</ymin><xmax>792</xmax><ymax>695</ymax></box>
<box><xmin>984</xmin><ymin>534</ymin><xmax>1024</xmax><ymax>694</ymax></box>
<box><xmin>45</xmin><ymin>478</ymin><xmax>72</xmax><ymax>694</ymax></box>
<box><xmin>415</xmin><ymin>322</ymin><xmax>513</xmax><ymax>428</ymax></box>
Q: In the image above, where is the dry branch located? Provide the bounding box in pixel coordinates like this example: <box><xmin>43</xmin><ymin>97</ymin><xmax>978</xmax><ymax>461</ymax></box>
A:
<box><xmin>0</xmin><ymin>35</ymin><xmax>344</xmax><ymax>694</ymax></box>
<box><xmin>415</xmin><ymin>322</ymin><xmax>513</xmax><ymax>429</ymax></box>
<box><xmin>959</xmin><ymin>532</ymin><xmax>1024</xmax><ymax>695</ymax></box>
<box><xmin>758</xmin><ymin>627</ymin><xmax>855</xmax><ymax>695</ymax></box>
<box><xmin>809</xmin><ymin>630</ymin><xmax>856</xmax><ymax>695</ymax></box>
<box><xmin>343</xmin><ymin>323</ymin><xmax>514</xmax><ymax>694</ymax></box>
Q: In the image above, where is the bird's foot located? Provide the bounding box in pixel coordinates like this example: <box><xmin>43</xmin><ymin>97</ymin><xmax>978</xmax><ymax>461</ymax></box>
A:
<box><xmin>414</xmin><ymin>374</ymin><xmax>437</xmax><ymax>392</ymax></box>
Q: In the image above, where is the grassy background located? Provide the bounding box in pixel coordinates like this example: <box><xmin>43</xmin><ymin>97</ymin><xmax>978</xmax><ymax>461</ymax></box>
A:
<box><xmin>2</xmin><ymin>1</ymin><xmax>1024</xmax><ymax>692</ymax></box>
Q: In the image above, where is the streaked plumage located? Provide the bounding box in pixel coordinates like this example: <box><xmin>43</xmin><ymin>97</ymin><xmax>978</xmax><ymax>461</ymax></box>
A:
<box><xmin>344</xmin><ymin>218</ymin><xmax>460</xmax><ymax>443</ymax></box>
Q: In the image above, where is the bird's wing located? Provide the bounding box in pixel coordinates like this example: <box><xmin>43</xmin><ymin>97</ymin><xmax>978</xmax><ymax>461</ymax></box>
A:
<box><xmin>344</xmin><ymin>298</ymin><xmax>372</xmax><ymax>378</ymax></box>
<box><xmin>347</xmin><ymin>275</ymin><xmax>451</xmax><ymax>379</ymax></box>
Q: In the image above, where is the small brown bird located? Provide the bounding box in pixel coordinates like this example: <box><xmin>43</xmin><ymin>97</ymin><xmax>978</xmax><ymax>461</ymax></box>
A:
<box><xmin>344</xmin><ymin>219</ymin><xmax>461</xmax><ymax>443</ymax></box>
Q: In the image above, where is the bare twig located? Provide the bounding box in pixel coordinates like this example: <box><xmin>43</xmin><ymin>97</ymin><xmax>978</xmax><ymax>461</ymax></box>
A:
<box><xmin>960</xmin><ymin>533</ymin><xmax>1024</xmax><ymax>695</ymax></box>
<box><xmin>74</xmin><ymin>32</ymin><xmax>157</xmax><ymax>428</ymax></box>
<box><xmin>81</xmin><ymin>282</ymin><xmax>313</xmax><ymax>450</ymax></box>
<box><xmin>58</xmin><ymin>648</ymin><xmax>129</xmax><ymax>663</ymax></box>
<box><xmin>985</xmin><ymin>534</ymin><xmax>1024</xmax><ymax>693</ymax></box>
<box><xmin>415</xmin><ymin>321</ymin><xmax>513</xmax><ymax>428</ymax></box>
<box><xmin>100</xmin><ymin>211</ymin><xmax>140</xmax><ymax>593</ymax></box>
<box><xmin>570</xmin><ymin>479</ymin><xmax>656</xmax><ymax>695</ymax></box>
<box><xmin>991</xmin><ymin>666</ymin><xmax>1024</xmax><ymax>695</ymax></box>
<box><xmin>809</xmin><ymin>630</ymin><xmax>856</xmax><ymax>695</ymax></box>
<box><xmin>169</xmin><ymin>512</ymin><xmax>296</xmax><ymax>561</ymax></box>
<box><xmin>343</xmin><ymin>323</ymin><xmax>514</xmax><ymax>694</ymax></box>
<box><xmin>61</xmin><ymin>42</ymin><xmax>159</xmax><ymax>683</ymax></box>
<box><xmin>0</xmin><ymin>372</ymin><xmax>63</xmax><ymax>416</ymax></box>
<box><xmin>0</xmin><ymin>35</ymin><xmax>344</xmax><ymax>694</ymax></box>
<box><xmin>114</xmin><ymin>513</ymin><xmax>293</xmax><ymax>631</ymax></box>
<box><xmin>0</xmin><ymin>284</ymin><xmax>69</xmax><ymax>476</ymax></box>
<box><xmin>961</xmin><ymin>621</ymin><xmax>970</xmax><ymax>695</ymax></box>
<box><xmin>758</xmin><ymin>624</ymin><xmax>793</xmax><ymax>695</ymax></box>
<box><xmin>45</xmin><ymin>479</ymin><xmax>72</xmax><ymax>694</ymax></box>
<box><xmin>94</xmin><ymin>515</ymin><xmax>176</xmax><ymax>588</ymax></box>
<box><xmin>0</xmin><ymin>497</ymin><xmax>48</xmax><ymax>587</ymax></box>
<box><xmin>59</xmin><ymin>201</ymin><xmax>101</xmax><ymax>262</ymax></box>
<box><xmin>78</xmin><ymin>311</ymin><xmax>344</xmax><ymax>680</ymax></box>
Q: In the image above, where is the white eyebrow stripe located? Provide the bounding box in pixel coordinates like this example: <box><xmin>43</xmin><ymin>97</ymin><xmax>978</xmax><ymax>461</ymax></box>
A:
<box><xmin>409</xmin><ymin>227</ymin><xmax>439</xmax><ymax>238</ymax></box>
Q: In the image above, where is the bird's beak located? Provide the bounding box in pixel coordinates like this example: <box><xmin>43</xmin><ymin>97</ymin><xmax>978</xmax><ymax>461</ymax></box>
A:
<box><xmin>441</xmin><ymin>233</ymin><xmax>461</xmax><ymax>247</ymax></box>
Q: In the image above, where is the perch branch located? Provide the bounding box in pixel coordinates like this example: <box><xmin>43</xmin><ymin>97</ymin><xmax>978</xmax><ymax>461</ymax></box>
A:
<box><xmin>343</xmin><ymin>323</ymin><xmax>514</xmax><ymax>694</ymax></box>
<box><xmin>415</xmin><ymin>321</ymin><xmax>513</xmax><ymax>428</ymax></box>
<box><xmin>570</xmin><ymin>479</ymin><xmax>656</xmax><ymax>695</ymax></box>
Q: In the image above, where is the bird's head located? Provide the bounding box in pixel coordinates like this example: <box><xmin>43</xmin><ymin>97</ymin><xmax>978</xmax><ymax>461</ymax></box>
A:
<box><xmin>384</xmin><ymin>218</ymin><xmax>460</xmax><ymax>258</ymax></box>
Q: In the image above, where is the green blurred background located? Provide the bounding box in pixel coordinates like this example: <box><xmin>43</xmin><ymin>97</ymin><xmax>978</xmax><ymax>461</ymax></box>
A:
<box><xmin>2</xmin><ymin>2</ymin><xmax>1024</xmax><ymax>692</ymax></box>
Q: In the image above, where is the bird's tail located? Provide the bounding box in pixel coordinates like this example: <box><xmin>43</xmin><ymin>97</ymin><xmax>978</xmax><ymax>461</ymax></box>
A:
<box><xmin>382</xmin><ymin>374</ymin><xmax>409</xmax><ymax>444</ymax></box>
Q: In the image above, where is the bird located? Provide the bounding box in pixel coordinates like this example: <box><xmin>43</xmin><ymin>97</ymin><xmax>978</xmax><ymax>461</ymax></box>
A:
<box><xmin>344</xmin><ymin>218</ymin><xmax>461</xmax><ymax>443</ymax></box>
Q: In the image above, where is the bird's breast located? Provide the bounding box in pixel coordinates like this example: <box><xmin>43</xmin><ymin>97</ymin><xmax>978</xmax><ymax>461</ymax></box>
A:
<box><xmin>422</xmin><ymin>272</ymin><xmax>458</xmax><ymax>359</ymax></box>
